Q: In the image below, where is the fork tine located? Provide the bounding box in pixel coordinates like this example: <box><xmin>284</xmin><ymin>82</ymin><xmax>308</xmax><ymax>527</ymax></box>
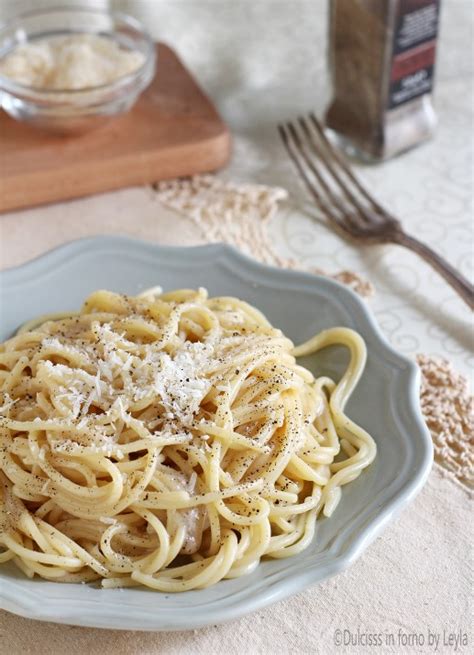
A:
<box><xmin>278</xmin><ymin>123</ymin><xmax>327</xmax><ymax>209</ymax></box>
<box><xmin>308</xmin><ymin>113</ymin><xmax>389</xmax><ymax>218</ymax></box>
<box><xmin>287</xmin><ymin>120</ymin><xmax>367</xmax><ymax>229</ymax></box>
<box><xmin>286</xmin><ymin>122</ymin><xmax>346</xmax><ymax>211</ymax></box>
<box><xmin>278</xmin><ymin>123</ymin><xmax>350</xmax><ymax>234</ymax></box>
<box><xmin>298</xmin><ymin>115</ymin><xmax>375</xmax><ymax>223</ymax></box>
<box><xmin>282</xmin><ymin>121</ymin><xmax>370</xmax><ymax>232</ymax></box>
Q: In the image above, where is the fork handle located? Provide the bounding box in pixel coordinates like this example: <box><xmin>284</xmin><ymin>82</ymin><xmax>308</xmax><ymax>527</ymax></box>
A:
<box><xmin>393</xmin><ymin>231</ymin><xmax>474</xmax><ymax>310</ymax></box>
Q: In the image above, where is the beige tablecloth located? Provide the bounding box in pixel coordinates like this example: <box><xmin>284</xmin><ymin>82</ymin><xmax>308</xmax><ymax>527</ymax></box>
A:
<box><xmin>0</xmin><ymin>1</ymin><xmax>472</xmax><ymax>653</ymax></box>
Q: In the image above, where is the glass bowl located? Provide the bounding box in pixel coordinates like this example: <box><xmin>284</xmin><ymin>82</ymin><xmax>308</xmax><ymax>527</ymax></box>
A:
<box><xmin>0</xmin><ymin>6</ymin><xmax>156</xmax><ymax>134</ymax></box>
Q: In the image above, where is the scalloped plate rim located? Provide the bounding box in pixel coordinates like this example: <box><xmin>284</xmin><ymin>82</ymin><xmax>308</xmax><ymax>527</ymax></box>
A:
<box><xmin>0</xmin><ymin>236</ymin><xmax>433</xmax><ymax>631</ymax></box>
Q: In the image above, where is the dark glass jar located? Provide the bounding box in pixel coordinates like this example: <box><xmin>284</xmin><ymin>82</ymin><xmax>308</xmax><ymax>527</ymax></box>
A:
<box><xmin>325</xmin><ymin>0</ymin><xmax>441</xmax><ymax>161</ymax></box>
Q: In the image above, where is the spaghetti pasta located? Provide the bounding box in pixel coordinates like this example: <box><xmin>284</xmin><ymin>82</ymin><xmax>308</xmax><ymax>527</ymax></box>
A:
<box><xmin>0</xmin><ymin>287</ymin><xmax>376</xmax><ymax>591</ymax></box>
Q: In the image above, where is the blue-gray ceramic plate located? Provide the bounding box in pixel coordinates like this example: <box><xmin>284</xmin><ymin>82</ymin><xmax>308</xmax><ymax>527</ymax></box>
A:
<box><xmin>0</xmin><ymin>236</ymin><xmax>432</xmax><ymax>630</ymax></box>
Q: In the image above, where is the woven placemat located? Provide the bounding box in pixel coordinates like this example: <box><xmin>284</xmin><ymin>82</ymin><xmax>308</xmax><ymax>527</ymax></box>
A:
<box><xmin>155</xmin><ymin>175</ymin><xmax>473</xmax><ymax>491</ymax></box>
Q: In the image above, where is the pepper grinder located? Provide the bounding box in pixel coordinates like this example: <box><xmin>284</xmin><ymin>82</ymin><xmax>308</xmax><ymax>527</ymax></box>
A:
<box><xmin>325</xmin><ymin>0</ymin><xmax>441</xmax><ymax>162</ymax></box>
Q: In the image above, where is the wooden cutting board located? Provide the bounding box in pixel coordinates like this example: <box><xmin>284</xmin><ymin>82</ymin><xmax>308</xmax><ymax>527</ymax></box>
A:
<box><xmin>0</xmin><ymin>43</ymin><xmax>231</xmax><ymax>213</ymax></box>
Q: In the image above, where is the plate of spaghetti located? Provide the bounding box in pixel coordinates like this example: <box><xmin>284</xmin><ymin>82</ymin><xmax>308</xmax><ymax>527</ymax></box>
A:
<box><xmin>0</xmin><ymin>236</ymin><xmax>432</xmax><ymax>630</ymax></box>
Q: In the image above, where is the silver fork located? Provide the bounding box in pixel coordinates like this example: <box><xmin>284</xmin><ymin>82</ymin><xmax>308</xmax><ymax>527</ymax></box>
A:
<box><xmin>279</xmin><ymin>113</ymin><xmax>474</xmax><ymax>310</ymax></box>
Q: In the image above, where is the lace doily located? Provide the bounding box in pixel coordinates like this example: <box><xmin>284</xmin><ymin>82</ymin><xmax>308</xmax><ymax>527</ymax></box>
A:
<box><xmin>418</xmin><ymin>355</ymin><xmax>473</xmax><ymax>490</ymax></box>
<box><xmin>154</xmin><ymin>175</ymin><xmax>374</xmax><ymax>298</ymax></box>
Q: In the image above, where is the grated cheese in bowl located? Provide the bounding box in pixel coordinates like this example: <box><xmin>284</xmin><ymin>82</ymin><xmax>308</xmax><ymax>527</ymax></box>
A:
<box><xmin>0</xmin><ymin>34</ymin><xmax>145</xmax><ymax>91</ymax></box>
<box><xmin>0</xmin><ymin>7</ymin><xmax>156</xmax><ymax>133</ymax></box>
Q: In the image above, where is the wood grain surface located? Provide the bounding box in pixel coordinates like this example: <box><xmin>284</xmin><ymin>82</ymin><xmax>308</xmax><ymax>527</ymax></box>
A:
<box><xmin>0</xmin><ymin>43</ymin><xmax>231</xmax><ymax>213</ymax></box>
